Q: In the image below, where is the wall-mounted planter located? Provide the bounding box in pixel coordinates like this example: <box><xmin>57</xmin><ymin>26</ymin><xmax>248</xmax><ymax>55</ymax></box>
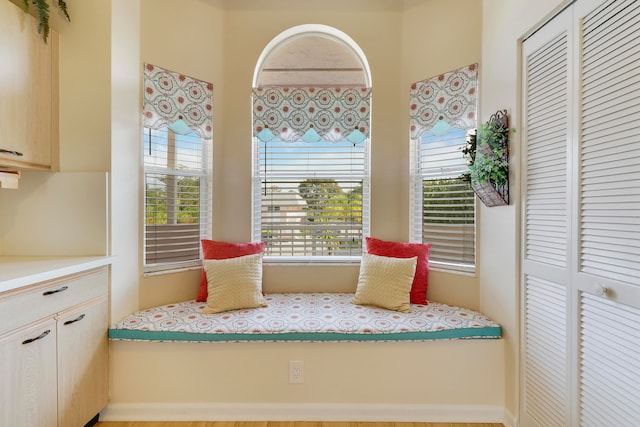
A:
<box><xmin>466</xmin><ymin>110</ymin><xmax>510</xmax><ymax>207</ymax></box>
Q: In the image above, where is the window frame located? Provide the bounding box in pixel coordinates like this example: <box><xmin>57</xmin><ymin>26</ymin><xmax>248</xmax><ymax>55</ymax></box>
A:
<box><xmin>142</xmin><ymin>127</ymin><xmax>212</xmax><ymax>275</ymax></box>
<box><xmin>408</xmin><ymin>64</ymin><xmax>479</xmax><ymax>274</ymax></box>
<box><xmin>251</xmin><ymin>26</ymin><xmax>372</xmax><ymax>264</ymax></box>
<box><xmin>410</xmin><ymin>128</ymin><xmax>477</xmax><ymax>275</ymax></box>
<box><xmin>252</xmin><ymin>134</ymin><xmax>370</xmax><ymax>264</ymax></box>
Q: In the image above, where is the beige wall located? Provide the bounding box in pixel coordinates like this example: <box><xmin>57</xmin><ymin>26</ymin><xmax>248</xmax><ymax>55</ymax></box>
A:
<box><xmin>401</xmin><ymin>0</ymin><xmax>483</xmax><ymax>310</ymax></box>
<box><xmin>480</xmin><ymin>0</ymin><xmax>569</xmax><ymax>419</ymax></box>
<box><xmin>217</xmin><ymin>0</ymin><xmax>404</xmax><ymax>299</ymax></box>
<box><xmin>110</xmin><ymin>0</ymin><xmax>142</xmax><ymax>324</ymax></box>
<box><xmin>56</xmin><ymin>0</ymin><xmax>112</xmax><ymax>172</ymax></box>
<box><xmin>4</xmin><ymin>0</ymin><xmax>560</xmax><ymax>419</ymax></box>
<box><xmin>0</xmin><ymin>0</ymin><xmax>112</xmax><ymax>257</ymax></box>
<box><xmin>108</xmin><ymin>339</ymin><xmax>505</xmax><ymax>410</ymax></box>
<box><xmin>137</xmin><ymin>0</ymin><xmax>225</xmax><ymax>308</ymax></box>
<box><xmin>123</xmin><ymin>3</ymin><xmax>505</xmax><ymax>415</ymax></box>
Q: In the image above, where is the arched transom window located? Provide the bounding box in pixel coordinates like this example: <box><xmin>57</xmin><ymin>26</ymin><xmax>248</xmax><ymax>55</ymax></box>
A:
<box><xmin>252</xmin><ymin>25</ymin><xmax>371</xmax><ymax>261</ymax></box>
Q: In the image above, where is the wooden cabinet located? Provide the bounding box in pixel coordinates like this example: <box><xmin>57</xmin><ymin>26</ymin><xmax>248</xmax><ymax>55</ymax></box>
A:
<box><xmin>57</xmin><ymin>298</ymin><xmax>109</xmax><ymax>427</ymax></box>
<box><xmin>0</xmin><ymin>318</ymin><xmax>58</xmax><ymax>427</ymax></box>
<box><xmin>0</xmin><ymin>267</ymin><xmax>108</xmax><ymax>427</ymax></box>
<box><xmin>0</xmin><ymin>0</ymin><xmax>59</xmax><ymax>170</ymax></box>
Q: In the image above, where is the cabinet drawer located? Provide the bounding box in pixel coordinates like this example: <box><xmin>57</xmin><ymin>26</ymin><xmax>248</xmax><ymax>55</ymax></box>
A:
<box><xmin>0</xmin><ymin>267</ymin><xmax>107</xmax><ymax>336</ymax></box>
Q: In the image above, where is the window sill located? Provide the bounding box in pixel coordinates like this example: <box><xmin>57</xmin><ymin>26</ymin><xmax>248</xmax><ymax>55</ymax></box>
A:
<box><xmin>262</xmin><ymin>255</ymin><xmax>361</xmax><ymax>266</ymax></box>
<box><xmin>143</xmin><ymin>263</ymin><xmax>201</xmax><ymax>277</ymax></box>
<box><xmin>428</xmin><ymin>261</ymin><xmax>476</xmax><ymax>277</ymax></box>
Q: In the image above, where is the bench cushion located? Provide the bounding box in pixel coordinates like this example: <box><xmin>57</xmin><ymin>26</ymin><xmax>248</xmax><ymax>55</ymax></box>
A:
<box><xmin>109</xmin><ymin>293</ymin><xmax>501</xmax><ymax>343</ymax></box>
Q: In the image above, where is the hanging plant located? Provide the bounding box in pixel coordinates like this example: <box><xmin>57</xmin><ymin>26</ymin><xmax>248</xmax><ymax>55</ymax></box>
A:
<box><xmin>461</xmin><ymin>110</ymin><xmax>512</xmax><ymax>207</ymax></box>
<box><xmin>470</xmin><ymin>121</ymin><xmax>510</xmax><ymax>186</ymax></box>
<box><xmin>21</xmin><ymin>0</ymin><xmax>70</xmax><ymax>42</ymax></box>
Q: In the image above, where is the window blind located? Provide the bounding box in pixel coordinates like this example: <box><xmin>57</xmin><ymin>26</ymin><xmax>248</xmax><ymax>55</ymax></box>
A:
<box><xmin>413</xmin><ymin>129</ymin><xmax>475</xmax><ymax>269</ymax></box>
<box><xmin>144</xmin><ymin>127</ymin><xmax>210</xmax><ymax>270</ymax></box>
<box><xmin>253</xmin><ymin>139</ymin><xmax>368</xmax><ymax>259</ymax></box>
<box><xmin>409</xmin><ymin>64</ymin><xmax>478</xmax><ymax>272</ymax></box>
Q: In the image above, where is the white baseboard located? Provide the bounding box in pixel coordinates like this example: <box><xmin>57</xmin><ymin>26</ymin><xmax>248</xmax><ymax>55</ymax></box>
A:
<box><xmin>101</xmin><ymin>402</ymin><xmax>506</xmax><ymax>423</ymax></box>
<box><xmin>503</xmin><ymin>407</ymin><xmax>517</xmax><ymax>427</ymax></box>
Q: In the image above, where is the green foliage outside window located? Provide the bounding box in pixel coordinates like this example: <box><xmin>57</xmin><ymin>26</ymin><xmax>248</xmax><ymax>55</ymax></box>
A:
<box><xmin>145</xmin><ymin>175</ymin><xmax>201</xmax><ymax>225</ymax></box>
<box><xmin>296</xmin><ymin>179</ymin><xmax>363</xmax><ymax>255</ymax></box>
<box><xmin>422</xmin><ymin>178</ymin><xmax>475</xmax><ymax>224</ymax></box>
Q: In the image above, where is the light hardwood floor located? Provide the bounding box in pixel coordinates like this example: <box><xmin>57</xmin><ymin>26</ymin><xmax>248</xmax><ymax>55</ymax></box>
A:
<box><xmin>97</xmin><ymin>422</ymin><xmax>504</xmax><ymax>427</ymax></box>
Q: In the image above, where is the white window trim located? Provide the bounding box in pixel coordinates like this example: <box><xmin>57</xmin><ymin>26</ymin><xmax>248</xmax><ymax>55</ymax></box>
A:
<box><xmin>142</xmin><ymin>128</ymin><xmax>212</xmax><ymax>275</ymax></box>
<box><xmin>409</xmin><ymin>130</ymin><xmax>477</xmax><ymax>273</ymax></box>
<box><xmin>251</xmin><ymin>137</ymin><xmax>371</xmax><ymax>263</ymax></box>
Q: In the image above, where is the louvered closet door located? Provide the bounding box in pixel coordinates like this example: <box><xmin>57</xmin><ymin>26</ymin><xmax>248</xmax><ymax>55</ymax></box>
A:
<box><xmin>575</xmin><ymin>0</ymin><xmax>640</xmax><ymax>425</ymax></box>
<box><xmin>520</xmin><ymin>8</ymin><xmax>573</xmax><ymax>427</ymax></box>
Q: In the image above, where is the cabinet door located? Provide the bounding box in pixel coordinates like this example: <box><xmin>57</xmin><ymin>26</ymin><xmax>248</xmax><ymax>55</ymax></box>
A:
<box><xmin>0</xmin><ymin>0</ymin><xmax>57</xmax><ymax>170</ymax></box>
<box><xmin>0</xmin><ymin>318</ymin><xmax>58</xmax><ymax>427</ymax></box>
<box><xmin>57</xmin><ymin>297</ymin><xmax>109</xmax><ymax>427</ymax></box>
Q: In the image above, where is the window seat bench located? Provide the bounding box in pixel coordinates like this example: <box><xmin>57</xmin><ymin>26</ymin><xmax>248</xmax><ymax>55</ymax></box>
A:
<box><xmin>108</xmin><ymin>293</ymin><xmax>501</xmax><ymax>343</ymax></box>
<box><xmin>104</xmin><ymin>293</ymin><xmax>505</xmax><ymax>423</ymax></box>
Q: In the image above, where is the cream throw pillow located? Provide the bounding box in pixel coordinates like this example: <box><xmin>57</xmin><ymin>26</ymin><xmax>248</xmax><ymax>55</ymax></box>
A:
<box><xmin>352</xmin><ymin>252</ymin><xmax>417</xmax><ymax>313</ymax></box>
<box><xmin>202</xmin><ymin>253</ymin><xmax>267</xmax><ymax>314</ymax></box>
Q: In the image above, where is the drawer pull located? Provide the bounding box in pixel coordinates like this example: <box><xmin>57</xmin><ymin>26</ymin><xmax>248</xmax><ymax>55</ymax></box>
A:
<box><xmin>43</xmin><ymin>285</ymin><xmax>68</xmax><ymax>296</ymax></box>
<box><xmin>0</xmin><ymin>148</ymin><xmax>24</xmax><ymax>157</ymax></box>
<box><xmin>63</xmin><ymin>314</ymin><xmax>86</xmax><ymax>326</ymax></box>
<box><xmin>22</xmin><ymin>329</ymin><xmax>51</xmax><ymax>345</ymax></box>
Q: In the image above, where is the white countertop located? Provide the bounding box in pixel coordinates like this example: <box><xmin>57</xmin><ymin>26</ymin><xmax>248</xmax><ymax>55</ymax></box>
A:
<box><xmin>0</xmin><ymin>256</ymin><xmax>113</xmax><ymax>294</ymax></box>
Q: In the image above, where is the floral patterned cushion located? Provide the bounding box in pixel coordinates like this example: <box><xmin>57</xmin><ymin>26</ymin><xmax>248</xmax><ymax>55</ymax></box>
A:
<box><xmin>109</xmin><ymin>293</ymin><xmax>501</xmax><ymax>343</ymax></box>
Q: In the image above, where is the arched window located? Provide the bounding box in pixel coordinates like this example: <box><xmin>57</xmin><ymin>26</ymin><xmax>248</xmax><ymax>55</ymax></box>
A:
<box><xmin>252</xmin><ymin>25</ymin><xmax>371</xmax><ymax>261</ymax></box>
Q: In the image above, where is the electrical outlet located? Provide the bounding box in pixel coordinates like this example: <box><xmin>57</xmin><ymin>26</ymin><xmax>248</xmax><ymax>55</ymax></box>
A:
<box><xmin>289</xmin><ymin>360</ymin><xmax>304</xmax><ymax>383</ymax></box>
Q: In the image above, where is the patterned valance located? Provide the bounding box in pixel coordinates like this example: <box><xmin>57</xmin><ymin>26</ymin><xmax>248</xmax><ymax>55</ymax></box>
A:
<box><xmin>252</xmin><ymin>87</ymin><xmax>371</xmax><ymax>143</ymax></box>
<box><xmin>409</xmin><ymin>64</ymin><xmax>478</xmax><ymax>139</ymax></box>
<box><xmin>143</xmin><ymin>63</ymin><xmax>213</xmax><ymax>139</ymax></box>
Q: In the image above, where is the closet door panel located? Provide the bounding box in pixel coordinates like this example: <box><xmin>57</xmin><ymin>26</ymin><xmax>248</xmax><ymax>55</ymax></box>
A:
<box><xmin>579</xmin><ymin>294</ymin><xmax>640</xmax><ymax>426</ymax></box>
<box><xmin>523</xmin><ymin>22</ymin><xmax>571</xmax><ymax>271</ymax></box>
<box><xmin>520</xmin><ymin>8</ymin><xmax>573</xmax><ymax>427</ymax></box>
<box><xmin>522</xmin><ymin>0</ymin><xmax>640</xmax><ymax>425</ymax></box>
<box><xmin>575</xmin><ymin>0</ymin><xmax>640</xmax><ymax>424</ymax></box>
<box><xmin>577</xmin><ymin>0</ymin><xmax>640</xmax><ymax>288</ymax></box>
<box><xmin>523</xmin><ymin>275</ymin><xmax>568</xmax><ymax>427</ymax></box>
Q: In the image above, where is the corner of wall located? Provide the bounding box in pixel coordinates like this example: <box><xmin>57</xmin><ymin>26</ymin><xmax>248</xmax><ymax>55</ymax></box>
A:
<box><xmin>110</xmin><ymin>0</ymin><xmax>142</xmax><ymax>322</ymax></box>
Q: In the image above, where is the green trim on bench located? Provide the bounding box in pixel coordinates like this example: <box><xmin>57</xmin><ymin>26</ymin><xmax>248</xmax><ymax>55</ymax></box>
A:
<box><xmin>108</xmin><ymin>326</ymin><xmax>502</xmax><ymax>342</ymax></box>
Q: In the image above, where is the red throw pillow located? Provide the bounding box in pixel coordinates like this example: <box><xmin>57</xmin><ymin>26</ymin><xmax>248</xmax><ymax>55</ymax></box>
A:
<box><xmin>365</xmin><ymin>237</ymin><xmax>432</xmax><ymax>305</ymax></box>
<box><xmin>196</xmin><ymin>240</ymin><xmax>267</xmax><ymax>302</ymax></box>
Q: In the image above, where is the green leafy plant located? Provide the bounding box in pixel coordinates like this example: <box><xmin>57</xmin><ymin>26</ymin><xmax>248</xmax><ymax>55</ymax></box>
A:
<box><xmin>461</xmin><ymin>119</ymin><xmax>511</xmax><ymax>187</ymax></box>
<box><xmin>473</xmin><ymin>122</ymin><xmax>510</xmax><ymax>186</ymax></box>
<box><xmin>460</xmin><ymin>131</ymin><xmax>477</xmax><ymax>182</ymax></box>
<box><xmin>21</xmin><ymin>0</ymin><xmax>70</xmax><ymax>42</ymax></box>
